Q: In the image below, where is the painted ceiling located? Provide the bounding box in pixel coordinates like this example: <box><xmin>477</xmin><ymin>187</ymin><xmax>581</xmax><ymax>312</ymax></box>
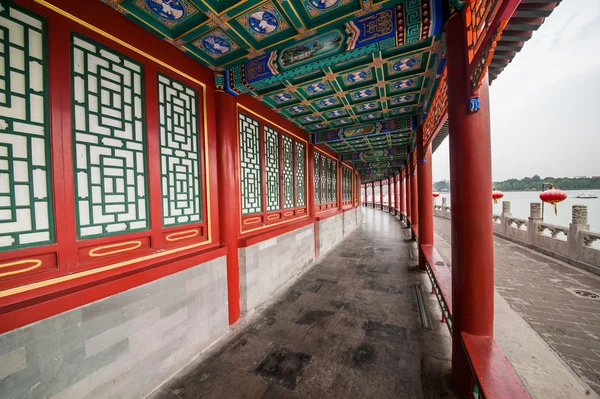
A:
<box><xmin>99</xmin><ymin>0</ymin><xmax>446</xmax><ymax>182</ymax></box>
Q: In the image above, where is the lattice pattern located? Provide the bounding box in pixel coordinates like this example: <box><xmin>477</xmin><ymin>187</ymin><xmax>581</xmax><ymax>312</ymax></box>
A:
<box><xmin>332</xmin><ymin>161</ymin><xmax>337</xmax><ymax>203</ymax></box>
<box><xmin>264</xmin><ymin>126</ymin><xmax>280</xmax><ymax>212</ymax></box>
<box><xmin>423</xmin><ymin>69</ymin><xmax>447</xmax><ymax>146</ymax></box>
<box><xmin>282</xmin><ymin>135</ymin><xmax>294</xmax><ymax>209</ymax></box>
<box><xmin>342</xmin><ymin>167</ymin><xmax>352</xmax><ymax>201</ymax></box>
<box><xmin>321</xmin><ymin>154</ymin><xmax>327</xmax><ymax>203</ymax></box>
<box><xmin>466</xmin><ymin>0</ymin><xmax>501</xmax><ymax>62</ymax></box>
<box><xmin>314</xmin><ymin>151</ymin><xmax>320</xmax><ymax>204</ymax></box>
<box><xmin>239</xmin><ymin>114</ymin><xmax>262</xmax><ymax>214</ymax></box>
<box><xmin>157</xmin><ymin>74</ymin><xmax>201</xmax><ymax>226</ymax></box>
<box><xmin>72</xmin><ymin>35</ymin><xmax>148</xmax><ymax>238</ymax></box>
<box><xmin>327</xmin><ymin>158</ymin><xmax>333</xmax><ymax>203</ymax></box>
<box><xmin>296</xmin><ymin>142</ymin><xmax>306</xmax><ymax>207</ymax></box>
<box><xmin>0</xmin><ymin>4</ymin><xmax>53</xmax><ymax>251</ymax></box>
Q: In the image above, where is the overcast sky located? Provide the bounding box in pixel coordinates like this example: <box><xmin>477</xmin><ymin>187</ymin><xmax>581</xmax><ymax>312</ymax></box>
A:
<box><xmin>433</xmin><ymin>0</ymin><xmax>600</xmax><ymax>182</ymax></box>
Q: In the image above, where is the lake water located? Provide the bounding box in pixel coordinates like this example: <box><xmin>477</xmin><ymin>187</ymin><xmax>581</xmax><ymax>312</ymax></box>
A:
<box><xmin>436</xmin><ymin>190</ymin><xmax>600</xmax><ymax>232</ymax></box>
<box><xmin>363</xmin><ymin>189</ymin><xmax>600</xmax><ymax>232</ymax></box>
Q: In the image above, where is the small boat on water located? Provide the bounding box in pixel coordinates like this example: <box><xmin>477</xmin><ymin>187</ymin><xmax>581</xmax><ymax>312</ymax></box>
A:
<box><xmin>576</xmin><ymin>192</ymin><xmax>598</xmax><ymax>199</ymax></box>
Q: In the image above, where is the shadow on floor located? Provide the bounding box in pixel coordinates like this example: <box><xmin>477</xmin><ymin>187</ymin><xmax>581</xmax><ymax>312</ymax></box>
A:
<box><xmin>151</xmin><ymin>208</ymin><xmax>459</xmax><ymax>399</ymax></box>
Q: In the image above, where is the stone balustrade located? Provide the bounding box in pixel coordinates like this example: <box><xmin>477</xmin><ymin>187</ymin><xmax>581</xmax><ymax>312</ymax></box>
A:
<box><xmin>433</xmin><ymin>200</ymin><xmax>600</xmax><ymax>275</ymax></box>
<box><xmin>507</xmin><ymin>217</ymin><xmax>528</xmax><ymax>230</ymax></box>
<box><xmin>537</xmin><ymin>222</ymin><xmax>568</xmax><ymax>239</ymax></box>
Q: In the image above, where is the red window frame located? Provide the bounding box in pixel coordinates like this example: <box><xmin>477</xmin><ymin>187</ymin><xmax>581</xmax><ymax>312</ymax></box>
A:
<box><xmin>0</xmin><ymin>0</ymin><xmax>218</xmax><ymax>307</ymax></box>
<box><xmin>237</xmin><ymin>106</ymin><xmax>309</xmax><ymax>234</ymax></box>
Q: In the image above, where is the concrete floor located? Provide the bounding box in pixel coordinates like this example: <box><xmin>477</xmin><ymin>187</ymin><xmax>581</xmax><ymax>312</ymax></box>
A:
<box><xmin>150</xmin><ymin>208</ymin><xmax>458</xmax><ymax>399</ymax></box>
<box><xmin>435</xmin><ymin>216</ymin><xmax>600</xmax><ymax>398</ymax></box>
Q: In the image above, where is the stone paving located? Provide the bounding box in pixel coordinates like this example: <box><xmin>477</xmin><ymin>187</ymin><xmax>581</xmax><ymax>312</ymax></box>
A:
<box><xmin>435</xmin><ymin>216</ymin><xmax>600</xmax><ymax>395</ymax></box>
<box><xmin>151</xmin><ymin>208</ymin><xmax>459</xmax><ymax>399</ymax></box>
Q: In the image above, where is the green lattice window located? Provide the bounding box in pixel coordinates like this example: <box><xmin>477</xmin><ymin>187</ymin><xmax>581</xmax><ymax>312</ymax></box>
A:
<box><xmin>295</xmin><ymin>142</ymin><xmax>305</xmax><ymax>207</ymax></box>
<box><xmin>321</xmin><ymin>155</ymin><xmax>327</xmax><ymax>203</ymax></box>
<box><xmin>157</xmin><ymin>74</ymin><xmax>202</xmax><ymax>226</ymax></box>
<box><xmin>72</xmin><ymin>34</ymin><xmax>148</xmax><ymax>239</ymax></box>
<box><xmin>0</xmin><ymin>4</ymin><xmax>54</xmax><ymax>251</ymax></box>
<box><xmin>332</xmin><ymin>161</ymin><xmax>337</xmax><ymax>202</ymax></box>
<box><xmin>282</xmin><ymin>135</ymin><xmax>294</xmax><ymax>209</ymax></box>
<box><xmin>342</xmin><ymin>168</ymin><xmax>350</xmax><ymax>201</ymax></box>
<box><xmin>349</xmin><ymin>170</ymin><xmax>353</xmax><ymax>200</ymax></box>
<box><xmin>326</xmin><ymin>158</ymin><xmax>333</xmax><ymax>203</ymax></box>
<box><xmin>264</xmin><ymin>126</ymin><xmax>280</xmax><ymax>212</ymax></box>
<box><xmin>239</xmin><ymin>114</ymin><xmax>262</xmax><ymax>214</ymax></box>
<box><xmin>314</xmin><ymin>151</ymin><xmax>320</xmax><ymax>204</ymax></box>
<box><xmin>342</xmin><ymin>168</ymin><xmax>346</xmax><ymax>201</ymax></box>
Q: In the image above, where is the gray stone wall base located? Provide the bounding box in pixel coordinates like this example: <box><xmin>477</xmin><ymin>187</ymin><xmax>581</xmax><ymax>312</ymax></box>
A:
<box><xmin>238</xmin><ymin>224</ymin><xmax>315</xmax><ymax>316</ymax></box>
<box><xmin>316</xmin><ymin>209</ymin><xmax>361</xmax><ymax>258</ymax></box>
<box><xmin>0</xmin><ymin>256</ymin><xmax>229</xmax><ymax>399</ymax></box>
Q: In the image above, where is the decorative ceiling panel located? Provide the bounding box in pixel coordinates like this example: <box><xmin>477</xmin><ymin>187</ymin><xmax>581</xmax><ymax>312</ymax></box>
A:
<box><xmin>99</xmin><ymin>0</ymin><xmax>446</xmax><ymax>184</ymax></box>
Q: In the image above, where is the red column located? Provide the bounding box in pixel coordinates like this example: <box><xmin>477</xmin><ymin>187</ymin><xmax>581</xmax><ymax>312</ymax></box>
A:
<box><xmin>417</xmin><ymin>127</ymin><xmax>434</xmax><ymax>269</ymax></box>
<box><xmin>410</xmin><ymin>151</ymin><xmax>419</xmax><ymax>232</ymax></box>
<box><xmin>388</xmin><ymin>178</ymin><xmax>394</xmax><ymax>213</ymax></box>
<box><xmin>446</xmin><ymin>12</ymin><xmax>495</xmax><ymax>394</ymax></box>
<box><xmin>215</xmin><ymin>92</ymin><xmax>240</xmax><ymax>325</ymax></box>
<box><xmin>379</xmin><ymin>180</ymin><xmax>383</xmax><ymax>210</ymax></box>
<box><xmin>406</xmin><ymin>169</ymin><xmax>411</xmax><ymax>222</ymax></box>
<box><xmin>392</xmin><ymin>177</ymin><xmax>397</xmax><ymax>214</ymax></box>
<box><xmin>371</xmin><ymin>184</ymin><xmax>375</xmax><ymax>208</ymax></box>
<box><xmin>394</xmin><ymin>175</ymin><xmax>399</xmax><ymax>215</ymax></box>
<box><xmin>400</xmin><ymin>174</ymin><xmax>406</xmax><ymax>218</ymax></box>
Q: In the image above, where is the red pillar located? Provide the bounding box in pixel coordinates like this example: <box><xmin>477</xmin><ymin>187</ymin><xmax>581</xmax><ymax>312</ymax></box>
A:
<box><xmin>406</xmin><ymin>169</ymin><xmax>411</xmax><ymax>222</ymax></box>
<box><xmin>446</xmin><ymin>12</ymin><xmax>495</xmax><ymax>394</ymax></box>
<box><xmin>417</xmin><ymin>127</ymin><xmax>434</xmax><ymax>268</ymax></box>
<box><xmin>371</xmin><ymin>184</ymin><xmax>375</xmax><ymax>208</ymax></box>
<box><xmin>394</xmin><ymin>175</ymin><xmax>399</xmax><ymax>215</ymax></box>
<box><xmin>379</xmin><ymin>180</ymin><xmax>384</xmax><ymax>210</ymax></box>
<box><xmin>410</xmin><ymin>151</ymin><xmax>419</xmax><ymax>232</ymax></box>
<box><xmin>215</xmin><ymin>92</ymin><xmax>240</xmax><ymax>325</ymax></box>
<box><xmin>400</xmin><ymin>174</ymin><xmax>406</xmax><ymax>218</ymax></box>
<box><xmin>388</xmin><ymin>178</ymin><xmax>394</xmax><ymax>213</ymax></box>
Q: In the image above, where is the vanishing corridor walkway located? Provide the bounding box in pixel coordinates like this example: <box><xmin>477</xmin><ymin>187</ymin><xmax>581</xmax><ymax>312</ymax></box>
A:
<box><xmin>435</xmin><ymin>217</ymin><xmax>600</xmax><ymax>396</ymax></box>
<box><xmin>151</xmin><ymin>208</ymin><xmax>458</xmax><ymax>399</ymax></box>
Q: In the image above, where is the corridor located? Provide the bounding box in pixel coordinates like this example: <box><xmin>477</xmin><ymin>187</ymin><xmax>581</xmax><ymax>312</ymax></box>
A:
<box><xmin>151</xmin><ymin>208</ymin><xmax>457</xmax><ymax>398</ymax></box>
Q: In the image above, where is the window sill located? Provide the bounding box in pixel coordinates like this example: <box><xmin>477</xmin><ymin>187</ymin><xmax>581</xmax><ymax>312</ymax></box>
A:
<box><xmin>238</xmin><ymin>217</ymin><xmax>312</xmax><ymax>247</ymax></box>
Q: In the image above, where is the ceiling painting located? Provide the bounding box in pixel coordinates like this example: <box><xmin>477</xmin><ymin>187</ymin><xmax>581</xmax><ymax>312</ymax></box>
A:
<box><xmin>98</xmin><ymin>0</ymin><xmax>446</xmax><ymax>183</ymax></box>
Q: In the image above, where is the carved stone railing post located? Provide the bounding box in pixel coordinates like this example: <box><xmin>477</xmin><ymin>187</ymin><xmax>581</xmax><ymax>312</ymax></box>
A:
<box><xmin>528</xmin><ymin>203</ymin><xmax>542</xmax><ymax>245</ymax></box>
<box><xmin>500</xmin><ymin>201</ymin><xmax>511</xmax><ymax>235</ymax></box>
<box><xmin>439</xmin><ymin>197</ymin><xmax>450</xmax><ymax>219</ymax></box>
<box><xmin>568</xmin><ymin>205</ymin><xmax>589</xmax><ymax>261</ymax></box>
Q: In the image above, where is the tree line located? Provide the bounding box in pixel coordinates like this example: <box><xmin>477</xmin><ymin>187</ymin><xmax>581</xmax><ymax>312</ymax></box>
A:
<box><xmin>433</xmin><ymin>175</ymin><xmax>600</xmax><ymax>192</ymax></box>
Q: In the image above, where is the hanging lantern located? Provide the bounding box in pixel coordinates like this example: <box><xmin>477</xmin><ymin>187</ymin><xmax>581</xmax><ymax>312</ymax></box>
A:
<box><xmin>492</xmin><ymin>188</ymin><xmax>504</xmax><ymax>204</ymax></box>
<box><xmin>432</xmin><ymin>192</ymin><xmax>440</xmax><ymax>198</ymax></box>
<box><xmin>540</xmin><ymin>186</ymin><xmax>567</xmax><ymax>215</ymax></box>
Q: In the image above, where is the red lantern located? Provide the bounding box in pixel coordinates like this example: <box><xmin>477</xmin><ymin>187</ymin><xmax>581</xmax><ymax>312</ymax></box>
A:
<box><xmin>432</xmin><ymin>192</ymin><xmax>440</xmax><ymax>198</ymax></box>
<box><xmin>540</xmin><ymin>188</ymin><xmax>567</xmax><ymax>215</ymax></box>
<box><xmin>492</xmin><ymin>190</ymin><xmax>504</xmax><ymax>204</ymax></box>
